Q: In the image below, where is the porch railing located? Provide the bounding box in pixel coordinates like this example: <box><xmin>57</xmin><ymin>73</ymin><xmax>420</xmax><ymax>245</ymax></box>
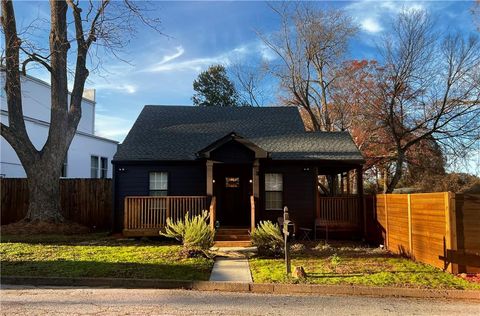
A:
<box><xmin>250</xmin><ymin>195</ymin><xmax>256</xmax><ymax>232</ymax></box>
<box><xmin>317</xmin><ymin>196</ymin><xmax>360</xmax><ymax>226</ymax></box>
<box><xmin>209</xmin><ymin>196</ymin><xmax>216</xmax><ymax>231</ymax></box>
<box><xmin>123</xmin><ymin>196</ymin><xmax>210</xmax><ymax>236</ymax></box>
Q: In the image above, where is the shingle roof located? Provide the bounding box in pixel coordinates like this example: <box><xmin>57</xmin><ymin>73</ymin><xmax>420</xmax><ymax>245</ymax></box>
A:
<box><xmin>113</xmin><ymin>105</ymin><xmax>364</xmax><ymax>163</ymax></box>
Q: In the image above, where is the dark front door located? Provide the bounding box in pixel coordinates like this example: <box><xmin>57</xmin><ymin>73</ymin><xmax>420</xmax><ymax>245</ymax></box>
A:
<box><xmin>213</xmin><ymin>164</ymin><xmax>251</xmax><ymax>227</ymax></box>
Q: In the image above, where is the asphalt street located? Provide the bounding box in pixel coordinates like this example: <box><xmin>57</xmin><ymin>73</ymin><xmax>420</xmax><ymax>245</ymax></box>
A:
<box><xmin>1</xmin><ymin>285</ymin><xmax>479</xmax><ymax>315</ymax></box>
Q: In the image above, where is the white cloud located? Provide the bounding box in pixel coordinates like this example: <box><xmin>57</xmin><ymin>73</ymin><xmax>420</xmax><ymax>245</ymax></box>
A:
<box><xmin>95</xmin><ymin>114</ymin><xmax>134</xmax><ymax>141</ymax></box>
<box><xmin>361</xmin><ymin>18</ymin><xmax>383</xmax><ymax>33</ymax></box>
<box><xmin>258</xmin><ymin>43</ymin><xmax>277</xmax><ymax>62</ymax></box>
<box><xmin>149</xmin><ymin>56</ymin><xmax>230</xmax><ymax>73</ymax></box>
<box><xmin>157</xmin><ymin>46</ymin><xmax>185</xmax><ymax>65</ymax></box>
<box><xmin>95</xmin><ymin>82</ymin><xmax>138</xmax><ymax>94</ymax></box>
<box><xmin>146</xmin><ymin>40</ymin><xmax>279</xmax><ymax>74</ymax></box>
<box><xmin>345</xmin><ymin>0</ymin><xmax>428</xmax><ymax>35</ymax></box>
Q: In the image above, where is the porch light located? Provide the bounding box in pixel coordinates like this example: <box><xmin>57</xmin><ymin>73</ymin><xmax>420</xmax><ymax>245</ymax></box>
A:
<box><xmin>212</xmin><ymin>179</ymin><xmax>215</xmax><ymax>183</ymax></box>
<box><xmin>249</xmin><ymin>179</ymin><xmax>253</xmax><ymax>183</ymax></box>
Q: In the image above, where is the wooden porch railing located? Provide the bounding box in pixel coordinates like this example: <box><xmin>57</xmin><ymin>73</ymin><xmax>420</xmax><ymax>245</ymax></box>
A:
<box><xmin>209</xmin><ymin>196</ymin><xmax>216</xmax><ymax>231</ymax></box>
<box><xmin>123</xmin><ymin>196</ymin><xmax>210</xmax><ymax>236</ymax></box>
<box><xmin>250</xmin><ymin>195</ymin><xmax>256</xmax><ymax>232</ymax></box>
<box><xmin>316</xmin><ymin>196</ymin><xmax>360</xmax><ymax>226</ymax></box>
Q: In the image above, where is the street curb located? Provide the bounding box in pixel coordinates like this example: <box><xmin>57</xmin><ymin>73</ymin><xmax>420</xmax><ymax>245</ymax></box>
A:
<box><xmin>2</xmin><ymin>276</ymin><xmax>479</xmax><ymax>300</ymax></box>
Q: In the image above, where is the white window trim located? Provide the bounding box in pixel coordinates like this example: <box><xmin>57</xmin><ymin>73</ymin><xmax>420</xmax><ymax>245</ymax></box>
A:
<box><xmin>265</xmin><ymin>173</ymin><xmax>283</xmax><ymax>211</ymax></box>
<box><xmin>149</xmin><ymin>172</ymin><xmax>168</xmax><ymax>196</ymax></box>
<box><xmin>90</xmin><ymin>155</ymin><xmax>99</xmax><ymax>179</ymax></box>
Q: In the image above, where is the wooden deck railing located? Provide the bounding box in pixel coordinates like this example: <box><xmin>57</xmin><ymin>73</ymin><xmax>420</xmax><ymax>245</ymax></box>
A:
<box><xmin>317</xmin><ymin>196</ymin><xmax>360</xmax><ymax>226</ymax></box>
<box><xmin>250</xmin><ymin>195</ymin><xmax>256</xmax><ymax>232</ymax></box>
<box><xmin>209</xmin><ymin>196</ymin><xmax>216</xmax><ymax>231</ymax></box>
<box><xmin>123</xmin><ymin>196</ymin><xmax>210</xmax><ymax>236</ymax></box>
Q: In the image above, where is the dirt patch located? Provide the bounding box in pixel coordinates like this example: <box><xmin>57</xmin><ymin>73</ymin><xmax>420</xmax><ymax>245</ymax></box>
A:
<box><xmin>1</xmin><ymin>220</ymin><xmax>90</xmax><ymax>235</ymax></box>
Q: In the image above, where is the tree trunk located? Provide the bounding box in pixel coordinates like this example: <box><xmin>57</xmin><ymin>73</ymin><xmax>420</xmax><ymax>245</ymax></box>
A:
<box><xmin>24</xmin><ymin>157</ymin><xmax>64</xmax><ymax>222</ymax></box>
<box><xmin>386</xmin><ymin>149</ymin><xmax>405</xmax><ymax>193</ymax></box>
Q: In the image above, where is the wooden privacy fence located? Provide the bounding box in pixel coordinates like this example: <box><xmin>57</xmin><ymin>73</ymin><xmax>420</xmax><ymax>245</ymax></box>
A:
<box><xmin>375</xmin><ymin>192</ymin><xmax>480</xmax><ymax>273</ymax></box>
<box><xmin>0</xmin><ymin>178</ymin><xmax>112</xmax><ymax>229</ymax></box>
<box><xmin>123</xmin><ymin>196</ymin><xmax>210</xmax><ymax>237</ymax></box>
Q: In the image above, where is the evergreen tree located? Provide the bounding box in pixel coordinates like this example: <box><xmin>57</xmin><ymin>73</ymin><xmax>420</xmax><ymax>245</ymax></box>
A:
<box><xmin>192</xmin><ymin>65</ymin><xmax>239</xmax><ymax>107</ymax></box>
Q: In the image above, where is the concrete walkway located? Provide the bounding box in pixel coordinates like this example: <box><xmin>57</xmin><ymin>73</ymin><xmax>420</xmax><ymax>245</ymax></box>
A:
<box><xmin>209</xmin><ymin>257</ymin><xmax>253</xmax><ymax>282</ymax></box>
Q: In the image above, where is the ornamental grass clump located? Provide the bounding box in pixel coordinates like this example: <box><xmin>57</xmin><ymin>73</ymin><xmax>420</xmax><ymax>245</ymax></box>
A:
<box><xmin>251</xmin><ymin>221</ymin><xmax>284</xmax><ymax>257</ymax></box>
<box><xmin>160</xmin><ymin>211</ymin><xmax>214</xmax><ymax>257</ymax></box>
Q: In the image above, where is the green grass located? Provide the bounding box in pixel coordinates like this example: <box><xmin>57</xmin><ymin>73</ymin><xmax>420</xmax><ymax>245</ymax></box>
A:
<box><xmin>0</xmin><ymin>234</ymin><xmax>214</xmax><ymax>280</ymax></box>
<box><xmin>249</xmin><ymin>242</ymin><xmax>480</xmax><ymax>290</ymax></box>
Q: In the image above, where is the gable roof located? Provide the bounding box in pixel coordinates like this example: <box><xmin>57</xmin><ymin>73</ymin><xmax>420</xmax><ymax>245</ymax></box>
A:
<box><xmin>113</xmin><ymin>105</ymin><xmax>364</xmax><ymax>163</ymax></box>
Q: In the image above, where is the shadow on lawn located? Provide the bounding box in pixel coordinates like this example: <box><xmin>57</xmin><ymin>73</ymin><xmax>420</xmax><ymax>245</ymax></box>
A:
<box><xmin>0</xmin><ymin>235</ymin><xmax>178</xmax><ymax>247</ymax></box>
<box><xmin>1</xmin><ymin>260</ymin><xmax>211</xmax><ymax>281</ymax></box>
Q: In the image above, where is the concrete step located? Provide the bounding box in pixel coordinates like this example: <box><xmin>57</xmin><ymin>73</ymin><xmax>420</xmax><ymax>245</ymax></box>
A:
<box><xmin>214</xmin><ymin>234</ymin><xmax>251</xmax><ymax>241</ymax></box>
<box><xmin>213</xmin><ymin>240</ymin><xmax>252</xmax><ymax>247</ymax></box>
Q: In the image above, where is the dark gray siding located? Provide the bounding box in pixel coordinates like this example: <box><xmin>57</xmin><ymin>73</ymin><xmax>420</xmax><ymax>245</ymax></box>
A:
<box><xmin>210</xmin><ymin>140</ymin><xmax>255</xmax><ymax>163</ymax></box>
<box><xmin>258</xmin><ymin>161</ymin><xmax>317</xmax><ymax>229</ymax></box>
<box><xmin>113</xmin><ymin>161</ymin><xmax>206</xmax><ymax>231</ymax></box>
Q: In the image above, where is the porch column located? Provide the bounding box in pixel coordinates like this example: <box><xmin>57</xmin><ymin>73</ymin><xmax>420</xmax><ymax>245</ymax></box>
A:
<box><xmin>252</xmin><ymin>159</ymin><xmax>260</xmax><ymax>198</ymax></box>
<box><xmin>206</xmin><ymin>160</ymin><xmax>213</xmax><ymax>195</ymax></box>
<box><xmin>356</xmin><ymin>166</ymin><xmax>364</xmax><ymax>197</ymax></box>
<box><xmin>356</xmin><ymin>166</ymin><xmax>366</xmax><ymax>238</ymax></box>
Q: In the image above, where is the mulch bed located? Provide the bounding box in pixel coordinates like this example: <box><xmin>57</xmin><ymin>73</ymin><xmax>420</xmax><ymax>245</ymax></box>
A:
<box><xmin>1</xmin><ymin>220</ymin><xmax>89</xmax><ymax>235</ymax></box>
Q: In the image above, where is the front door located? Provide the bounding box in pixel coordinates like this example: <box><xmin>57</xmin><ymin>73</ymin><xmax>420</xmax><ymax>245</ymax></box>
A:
<box><xmin>213</xmin><ymin>164</ymin><xmax>251</xmax><ymax>227</ymax></box>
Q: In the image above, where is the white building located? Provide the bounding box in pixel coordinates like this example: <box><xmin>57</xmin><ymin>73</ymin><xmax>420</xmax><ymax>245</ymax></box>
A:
<box><xmin>0</xmin><ymin>71</ymin><xmax>118</xmax><ymax>178</ymax></box>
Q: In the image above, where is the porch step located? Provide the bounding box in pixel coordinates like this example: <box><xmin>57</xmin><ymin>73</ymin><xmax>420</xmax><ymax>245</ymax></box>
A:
<box><xmin>214</xmin><ymin>234</ymin><xmax>251</xmax><ymax>241</ymax></box>
<box><xmin>214</xmin><ymin>228</ymin><xmax>251</xmax><ymax>247</ymax></box>
<box><xmin>213</xmin><ymin>240</ymin><xmax>252</xmax><ymax>247</ymax></box>
<box><xmin>215</xmin><ymin>228</ymin><xmax>250</xmax><ymax>236</ymax></box>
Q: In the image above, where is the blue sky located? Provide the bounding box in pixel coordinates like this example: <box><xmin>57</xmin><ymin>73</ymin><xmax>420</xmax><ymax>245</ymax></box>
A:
<box><xmin>11</xmin><ymin>1</ymin><xmax>479</xmax><ymax>174</ymax></box>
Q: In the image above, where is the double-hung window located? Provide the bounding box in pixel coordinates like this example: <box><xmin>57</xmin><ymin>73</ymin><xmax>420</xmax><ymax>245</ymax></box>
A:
<box><xmin>265</xmin><ymin>173</ymin><xmax>283</xmax><ymax>210</ymax></box>
<box><xmin>90</xmin><ymin>155</ymin><xmax>99</xmax><ymax>178</ymax></box>
<box><xmin>150</xmin><ymin>172</ymin><xmax>168</xmax><ymax>196</ymax></box>
<box><xmin>100</xmin><ymin>157</ymin><xmax>108</xmax><ymax>179</ymax></box>
<box><xmin>91</xmin><ymin>156</ymin><xmax>108</xmax><ymax>178</ymax></box>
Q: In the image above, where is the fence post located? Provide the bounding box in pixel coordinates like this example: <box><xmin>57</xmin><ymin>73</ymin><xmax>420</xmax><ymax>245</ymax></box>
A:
<box><xmin>445</xmin><ymin>192</ymin><xmax>458</xmax><ymax>273</ymax></box>
<box><xmin>384</xmin><ymin>194</ymin><xmax>389</xmax><ymax>249</ymax></box>
<box><xmin>407</xmin><ymin>194</ymin><xmax>413</xmax><ymax>258</ymax></box>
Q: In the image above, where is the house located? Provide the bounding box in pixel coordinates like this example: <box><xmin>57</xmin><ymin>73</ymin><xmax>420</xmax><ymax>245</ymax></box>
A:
<box><xmin>113</xmin><ymin>105</ymin><xmax>365</xmax><ymax>241</ymax></box>
<box><xmin>0</xmin><ymin>70</ymin><xmax>118</xmax><ymax>178</ymax></box>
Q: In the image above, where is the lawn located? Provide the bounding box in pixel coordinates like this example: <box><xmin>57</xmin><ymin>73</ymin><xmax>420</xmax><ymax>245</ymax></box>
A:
<box><xmin>249</xmin><ymin>241</ymin><xmax>480</xmax><ymax>290</ymax></box>
<box><xmin>0</xmin><ymin>233</ymin><xmax>214</xmax><ymax>281</ymax></box>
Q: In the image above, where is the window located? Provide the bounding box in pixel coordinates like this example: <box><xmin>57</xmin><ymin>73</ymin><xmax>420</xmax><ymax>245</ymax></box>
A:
<box><xmin>100</xmin><ymin>157</ymin><xmax>108</xmax><ymax>179</ymax></box>
<box><xmin>265</xmin><ymin>173</ymin><xmax>283</xmax><ymax>210</ymax></box>
<box><xmin>90</xmin><ymin>155</ymin><xmax>99</xmax><ymax>178</ymax></box>
<box><xmin>225</xmin><ymin>177</ymin><xmax>240</xmax><ymax>188</ymax></box>
<box><xmin>61</xmin><ymin>155</ymin><xmax>68</xmax><ymax>178</ymax></box>
<box><xmin>150</xmin><ymin>172</ymin><xmax>168</xmax><ymax>196</ymax></box>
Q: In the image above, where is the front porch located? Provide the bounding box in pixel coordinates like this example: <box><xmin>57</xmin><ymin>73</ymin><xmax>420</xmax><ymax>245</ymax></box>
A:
<box><xmin>122</xmin><ymin>192</ymin><xmax>365</xmax><ymax>239</ymax></box>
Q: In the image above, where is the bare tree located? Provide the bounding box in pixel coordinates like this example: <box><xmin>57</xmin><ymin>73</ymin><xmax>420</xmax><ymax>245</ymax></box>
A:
<box><xmin>370</xmin><ymin>10</ymin><xmax>480</xmax><ymax>192</ymax></box>
<box><xmin>228</xmin><ymin>60</ymin><xmax>268</xmax><ymax>107</ymax></box>
<box><xmin>1</xmin><ymin>0</ymin><xmax>161</xmax><ymax>222</ymax></box>
<box><xmin>258</xmin><ymin>3</ymin><xmax>358</xmax><ymax>131</ymax></box>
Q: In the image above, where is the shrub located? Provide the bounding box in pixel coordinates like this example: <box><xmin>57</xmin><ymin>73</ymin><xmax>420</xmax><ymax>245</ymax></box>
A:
<box><xmin>290</xmin><ymin>243</ymin><xmax>307</xmax><ymax>253</ymax></box>
<box><xmin>251</xmin><ymin>221</ymin><xmax>284</xmax><ymax>257</ymax></box>
<box><xmin>329</xmin><ymin>253</ymin><xmax>341</xmax><ymax>273</ymax></box>
<box><xmin>160</xmin><ymin>211</ymin><xmax>214</xmax><ymax>254</ymax></box>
